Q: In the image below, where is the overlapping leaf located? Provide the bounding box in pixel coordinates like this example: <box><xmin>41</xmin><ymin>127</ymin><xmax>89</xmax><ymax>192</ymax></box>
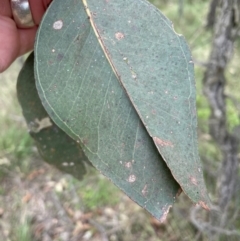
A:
<box><xmin>83</xmin><ymin>0</ymin><xmax>210</xmax><ymax>208</ymax></box>
<box><xmin>34</xmin><ymin>0</ymin><xmax>181</xmax><ymax>220</ymax></box>
<box><xmin>17</xmin><ymin>53</ymin><xmax>89</xmax><ymax>180</ymax></box>
<box><xmin>33</xmin><ymin>0</ymin><xmax>210</xmax><ymax>219</ymax></box>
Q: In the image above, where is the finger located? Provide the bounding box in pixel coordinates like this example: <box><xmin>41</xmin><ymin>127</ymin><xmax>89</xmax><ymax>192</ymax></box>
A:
<box><xmin>0</xmin><ymin>16</ymin><xmax>37</xmax><ymax>73</ymax></box>
<box><xmin>0</xmin><ymin>0</ymin><xmax>12</xmax><ymax>17</ymax></box>
<box><xmin>30</xmin><ymin>0</ymin><xmax>52</xmax><ymax>25</ymax></box>
<box><xmin>18</xmin><ymin>27</ymin><xmax>37</xmax><ymax>56</ymax></box>
<box><xmin>17</xmin><ymin>26</ymin><xmax>37</xmax><ymax>57</ymax></box>
<box><xmin>0</xmin><ymin>16</ymin><xmax>18</xmax><ymax>72</ymax></box>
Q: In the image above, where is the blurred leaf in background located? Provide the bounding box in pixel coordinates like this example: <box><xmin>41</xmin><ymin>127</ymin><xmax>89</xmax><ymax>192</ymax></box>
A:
<box><xmin>17</xmin><ymin>53</ymin><xmax>90</xmax><ymax>180</ymax></box>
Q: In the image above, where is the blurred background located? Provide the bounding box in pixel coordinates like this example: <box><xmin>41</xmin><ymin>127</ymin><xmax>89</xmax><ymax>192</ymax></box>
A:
<box><xmin>0</xmin><ymin>0</ymin><xmax>240</xmax><ymax>240</ymax></box>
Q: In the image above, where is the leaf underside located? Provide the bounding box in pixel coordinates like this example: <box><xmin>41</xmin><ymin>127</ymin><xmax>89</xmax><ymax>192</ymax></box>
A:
<box><xmin>83</xmin><ymin>0</ymin><xmax>210</xmax><ymax>208</ymax></box>
<box><xmin>34</xmin><ymin>0</ymin><xmax>210</xmax><ymax>219</ymax></box>
<box><xmin>17</xmin><ymin>53</ymin><xmax>89</xmax><ymax>180</ymax></box>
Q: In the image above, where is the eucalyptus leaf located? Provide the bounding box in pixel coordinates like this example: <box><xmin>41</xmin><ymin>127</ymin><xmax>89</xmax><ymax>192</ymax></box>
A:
<box><xmin>35</xmin><ymin>0</ymin><xmax>181</xmax><ymax>220</ymax></box>
<box><xmin>83</xmin><ymin>0</ymin><xmax>210</xmax><ymax>208</ymax></box>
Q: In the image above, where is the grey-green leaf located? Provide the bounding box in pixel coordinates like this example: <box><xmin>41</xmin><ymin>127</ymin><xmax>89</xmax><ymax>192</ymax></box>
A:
<box><xmin>35</xmin><ymin>0</ymin><xmax>180</xmax><ymax>220</ymax></box>
<box><xmin>17</xmin><ymin>53</ymin><xmax>89</xmax><ymax>180</ymax></box>
<box><xmin>83</xmin><ymin>0</ymin><xmax>210</xmax><ymax>209</ymax></box>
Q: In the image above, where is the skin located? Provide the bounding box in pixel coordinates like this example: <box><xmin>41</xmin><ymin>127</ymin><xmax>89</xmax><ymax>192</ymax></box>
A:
<box><xmin>0</xmin><ymin>0</ymin><xmax>52</xmax><ymax>73</ymax></box>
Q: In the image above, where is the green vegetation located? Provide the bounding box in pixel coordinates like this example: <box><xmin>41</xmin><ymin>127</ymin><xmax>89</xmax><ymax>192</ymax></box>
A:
<box><xmin>14</xmin><ymin>217</ymin><xmax>32</xmax><ymax>241</ymax></box>
<box><xmin>80</xmin><ymin>175</ymin><xmax>120</xmax><ymax>210</ymax></box>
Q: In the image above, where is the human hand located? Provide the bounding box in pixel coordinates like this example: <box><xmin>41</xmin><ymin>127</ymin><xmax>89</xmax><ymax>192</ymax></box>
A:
<box><xmin>0</xmin><ymin>0</ymin><xmax>52</xmax><ymax>73</ymax></box>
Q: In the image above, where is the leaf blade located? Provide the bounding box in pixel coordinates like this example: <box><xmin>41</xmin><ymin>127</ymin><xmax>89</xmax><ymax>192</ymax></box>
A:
<box><xmin>84</xmin><ymin>0</ymin><xmax>210</xmax><ymax>208</ymax></box>
<box><xmin>34</xmin><ymin>0</ymin><xmax>180</xmax><ymax>220</ymax></box>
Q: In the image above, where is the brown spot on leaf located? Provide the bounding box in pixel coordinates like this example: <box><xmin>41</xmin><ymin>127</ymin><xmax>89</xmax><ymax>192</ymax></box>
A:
<box><xmin>190</xmin><ymin>176</ymin><xmax>198</xmax><ymax>186</ymax></box>
<box><xmin>127</xmin><ymin>175</ymin><xmax>136</xmax><ymax>183</ymax></box>
<box><xmin>82</xmin><ymin>139</ymin><xmax>89</xmax><ymax>145</ymax></box>
<box><xmin>115</xmin><ymin>32</ymin><xmax>125</xmax><ymax>40</ymax></box>
<box><xmin>153</xmin><ymin>137</ymin><xmax>173</xmax><ymax>147</ymax></box>
<box><xmin>125</xmin><ymin>162</ymin><xmax>132</xmax><ymax>168</ymax></box>
<box><xmin>151</xmin><ymin>109</ymin><xmax>156</xmax><ymax>115</ymax></box>
<box><xmin>142</xmin><ymin>184</ymin><xmax>148</xmax><ymax>196</ymax></box>
<box><xmin>57</xmin><ymin>53</ymin><xmax>64</xmax><ymax>61</ymax></box>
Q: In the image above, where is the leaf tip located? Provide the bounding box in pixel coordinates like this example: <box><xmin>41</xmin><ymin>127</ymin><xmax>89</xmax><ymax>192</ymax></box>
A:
<box><xmin>197</xmin><ymin>201</ymin><xmax>211</xmax><ymax>211</ymax></box>
<box><xmin>159</xmin><ymin>205</ymin><xmax>172</xmax><ymax>223</ymax></box>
